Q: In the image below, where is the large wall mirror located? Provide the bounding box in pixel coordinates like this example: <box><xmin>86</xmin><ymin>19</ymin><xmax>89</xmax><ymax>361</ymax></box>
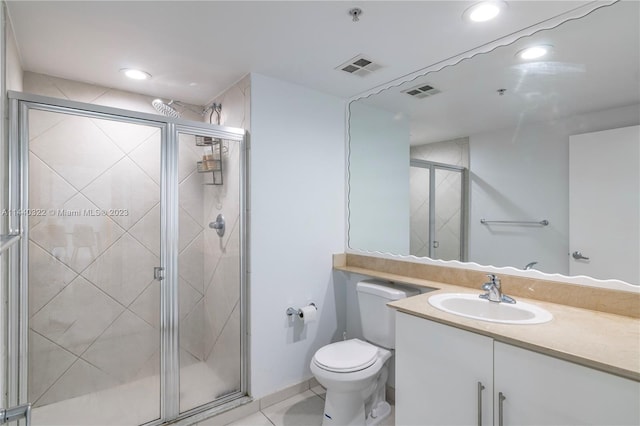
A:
<box><xmin>348</xmin><ymin>1</ymin><xmax>640</xmax><ymax>286</ymax></box>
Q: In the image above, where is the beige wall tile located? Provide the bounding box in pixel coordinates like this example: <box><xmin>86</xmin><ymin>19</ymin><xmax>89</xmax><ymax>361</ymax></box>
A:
<box><xmin>28</xmin><ymin>331</ymin><xmax>76</xmax><ymax>404</ymax></box>
<box><xmin>81</xmin><ymin>233</ymin><xmax>158</xmax><ymax>306</ymax></box>
<box><xmin>29</xmin><ymin>115</ymin><xmax>125</xmax><ymax>190</ymax></box>
<box><xmin>82</xmin><ymin>310</ymin><xmax>159</xmax><ymax>383</ymax></box>
<box><xmin>28</xmin><ymin>241</ymin><xmax>78</xmax><ymax>315</ymax></box>
<box><xmin>31</xmin><ymin>276</ymin><xmax>124</xmax><ymax>356</ymax></box>
<box><xmin>37</xmin><ymin>358</ymin><xmax>120</xmax><ymax>407</ymax></box>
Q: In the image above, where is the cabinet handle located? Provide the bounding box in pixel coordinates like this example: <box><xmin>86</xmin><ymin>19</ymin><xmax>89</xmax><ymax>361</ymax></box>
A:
<box><xmin>477</xmin><ymin>381</ymin><xmax>485</xmax><ymax>426</ymax></box>
<box><xmin>498</xmin><ymin>392</ymin><xmax>506</xmax><ymax>426</ymax></box>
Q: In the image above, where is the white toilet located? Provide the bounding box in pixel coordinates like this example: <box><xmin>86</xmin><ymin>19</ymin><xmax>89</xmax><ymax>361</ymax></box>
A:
<box><xmin>310</xmin><ymin>279</ymin><xmax>419</xmax><ymax>425</ymax></box>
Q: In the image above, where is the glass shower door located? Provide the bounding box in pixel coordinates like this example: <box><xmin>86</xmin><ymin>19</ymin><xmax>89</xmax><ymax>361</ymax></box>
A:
<box><xmin>433</xmin><ymin>168</ymin><xmax>464</xmax><ymax>261</ymax></box>
<box><xmin>409</xmin><ymin>165</ymin><xmax>431</xmax><ymax>257</ymax></box>
<box><xmin>24</xmin><ymin>108</ymin><xmax>163</xmax><ymax>425</ymax></box>
<box><xmin>409</xmin><ymin>159</ymin><xmax>467</xmax><ymax>261</ymax></box>
<box><xmin>177</xmin><ymin>130</ymin><xmax>242</xmax><ymax>414</ymax></box>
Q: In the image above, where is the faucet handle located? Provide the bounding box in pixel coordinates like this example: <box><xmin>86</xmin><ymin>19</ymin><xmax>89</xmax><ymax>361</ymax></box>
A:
<box><xmin>486</xmin><ymin>274</ymin><xmax>501</xmax><ymax>288</ymax></box>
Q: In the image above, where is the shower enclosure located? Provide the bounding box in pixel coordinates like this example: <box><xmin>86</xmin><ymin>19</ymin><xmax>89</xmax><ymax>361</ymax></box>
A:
<box><xmin>3</xmin><ymin>92</ymin><xmax>248</xmax><ymax>425</ymax></box>
<box><xmin>409</xmin><ymin>159</ymin><xmax>467</xmax><ymax>261</ymax></box>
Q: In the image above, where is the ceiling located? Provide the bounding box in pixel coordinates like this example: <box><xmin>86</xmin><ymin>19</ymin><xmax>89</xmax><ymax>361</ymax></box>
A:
<box><xmin>356</xmin><ymin>1</ymin><xmax>640</xmax><ymax>144</ymax></box>
<box><xmin>6</xmin><ymin>1</ymin><xmax>594</xmax><ymax>106</ymax></box>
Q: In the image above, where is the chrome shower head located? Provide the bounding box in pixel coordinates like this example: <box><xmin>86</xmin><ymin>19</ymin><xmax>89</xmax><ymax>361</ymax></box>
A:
<box><xmin>152</xmin><ymin>99</ymin><xmax>181</xmax><ymax>118</ymax></box>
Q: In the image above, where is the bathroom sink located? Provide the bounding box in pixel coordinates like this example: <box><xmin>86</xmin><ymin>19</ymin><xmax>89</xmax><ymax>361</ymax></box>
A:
<box><xmin>428</xmin><ymin>293</ymin><xmax>552</xmax><ymax>324</ymax></box>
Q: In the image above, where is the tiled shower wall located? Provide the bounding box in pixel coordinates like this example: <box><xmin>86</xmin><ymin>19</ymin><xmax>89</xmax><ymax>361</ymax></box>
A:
<box><xmin>410</xmin><ymin>137</ymin><xmax>469</xmax><ymax>260</ymax></box>
<box><xmin>23</xmin><ymin>72</ymin><xmax>245</xmax><ymax>409</ymax></box>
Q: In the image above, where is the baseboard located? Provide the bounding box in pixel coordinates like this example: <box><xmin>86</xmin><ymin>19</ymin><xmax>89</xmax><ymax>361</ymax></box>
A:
<box><xmin>258</xmin><ymin>378</ymin><xmax>317</xmax><ymax>410</ymax></box>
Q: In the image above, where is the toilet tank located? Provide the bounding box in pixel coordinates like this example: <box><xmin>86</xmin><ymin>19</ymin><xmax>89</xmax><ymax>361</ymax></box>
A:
<box><xmin>357</xmin><ymin>279</ymin><xmax>420</xmax><ymax>349</ymax></box>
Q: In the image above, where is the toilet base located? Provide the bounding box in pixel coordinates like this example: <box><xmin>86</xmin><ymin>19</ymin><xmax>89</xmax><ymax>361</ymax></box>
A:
<box><xmin>321</xmin><ymin>393</ymin><xmax>392</xmax><ymax>426</ymax></box>
<box><xmin>322</xmin><ymin>391</ymin><xmax>366</xmax><ymax>426</ymax></box>
<box><xmin>366</xmin><ymin>401</ymin><xmax>391</xmax><ymax>426</ymax></box>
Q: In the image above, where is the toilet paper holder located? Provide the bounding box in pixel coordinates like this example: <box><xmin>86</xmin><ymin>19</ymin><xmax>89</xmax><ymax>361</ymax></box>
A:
<box><xmin>286</xmin><ymin>303</ymin><xmax>317</xmax><ymax>318</ymax></box>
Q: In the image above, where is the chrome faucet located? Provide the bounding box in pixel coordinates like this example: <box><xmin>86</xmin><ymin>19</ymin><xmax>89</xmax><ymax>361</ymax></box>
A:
<box><xmin>479</xmin><ymin>274</ymin><xmax>516</xmax><ymax>304</ymax></box>
<box><xmin>524</xmin><ymin>261</ymin><xmax>538</xmax><ymax>270</ymax></box>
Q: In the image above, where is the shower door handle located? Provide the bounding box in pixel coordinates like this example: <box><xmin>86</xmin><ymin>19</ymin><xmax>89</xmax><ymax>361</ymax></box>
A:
<box><xmin>153</xmin><ymin>267</ymin><xmax>164</xmax><ymax>281</ymax></box>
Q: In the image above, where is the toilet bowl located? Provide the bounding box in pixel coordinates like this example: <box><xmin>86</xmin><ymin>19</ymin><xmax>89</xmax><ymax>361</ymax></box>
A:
<box><xmin>310</xmin><ymin>280</ymin><xmax>419</xmax><ymax>426</ymax></box>
<box><xmin>311</xmin><ymin>339</ymin><xmax>392</xmax><ymax>426</ymax></box>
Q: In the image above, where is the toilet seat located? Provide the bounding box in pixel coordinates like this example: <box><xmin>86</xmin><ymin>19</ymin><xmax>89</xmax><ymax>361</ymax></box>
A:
<box><xmin>313</xmin><ymin>339</ymin><xmax>378</xmax><ymax>373</ymax></box>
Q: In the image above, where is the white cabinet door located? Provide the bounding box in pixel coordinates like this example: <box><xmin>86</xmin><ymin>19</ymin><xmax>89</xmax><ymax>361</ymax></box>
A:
<box><xmin>396</xmin><ymin>313</ymin><xmax>493</xmax><ymax>426</ymax></box>
<box><xmin>494</xmin><ymin>342</ymin><xmax>640</xmax><ymax>426</ymax></box>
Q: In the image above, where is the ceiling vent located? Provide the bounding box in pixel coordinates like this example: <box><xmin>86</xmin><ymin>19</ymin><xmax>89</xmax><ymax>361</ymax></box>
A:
<box><xmin>402</xmin><ymin>83</ymin><xmax>441</xmax><ymax>99</ymax></box>
<box><xmin>336</xmin><ymin>55</ymin><xmax>382</xmax><ymax>77</ymax></box>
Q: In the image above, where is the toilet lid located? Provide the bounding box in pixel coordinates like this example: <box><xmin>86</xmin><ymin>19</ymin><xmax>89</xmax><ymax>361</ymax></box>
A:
<box><xmin>313</xmin><ymin>339</ymin><xmax>378</xmax><ymax>373</ymax></box>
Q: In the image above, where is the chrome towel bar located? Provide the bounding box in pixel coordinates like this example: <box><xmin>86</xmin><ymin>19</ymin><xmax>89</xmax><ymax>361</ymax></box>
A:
<box><xmin>480</xmin><ymin>219</ymin><xmax>549</xmax><ymax>226</ymax></box>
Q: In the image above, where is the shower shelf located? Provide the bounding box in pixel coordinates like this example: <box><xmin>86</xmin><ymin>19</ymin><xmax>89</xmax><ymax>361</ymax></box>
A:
<box><xmin>0</xmin><ymin>233</ymin><xmax>21</xmax><ymax>255</ymax></box>
<box><xmin>195</xmin><ymin>136</ymin><xmax>223</xmax><ymax>185</ymax></box>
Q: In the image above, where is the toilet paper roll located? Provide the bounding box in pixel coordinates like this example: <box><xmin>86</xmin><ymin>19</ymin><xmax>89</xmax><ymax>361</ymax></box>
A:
<box><xmin>299</xmin><ymin>305</ymin><xmax>317</xmax><ymax>324</ymax></box>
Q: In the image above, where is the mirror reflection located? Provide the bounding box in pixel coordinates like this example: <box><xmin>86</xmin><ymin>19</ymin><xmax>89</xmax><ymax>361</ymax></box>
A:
<box><xmin>348</xmin><ymin>2</ymin><xmax>640</xmax><ymax>285</ymax></box>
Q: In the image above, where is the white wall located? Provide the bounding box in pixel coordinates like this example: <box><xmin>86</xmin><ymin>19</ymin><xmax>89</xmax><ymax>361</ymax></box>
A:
<box><xmin>348</xmin><ymin>102</ymin><xmax>410</xmax><ymax>254</ymax></box>
<box><xmin>249</xmin><ymin>73</ymin><xmax>346</xmax><ymax>399</ymax></box>
<box><xmin>5</xmin><ymin>14</ymin><xmax>22</xmax><ymax>91</ymax></box>
<box><xmin>469</xmin><ymin>103</ymin><xmax>640</xmax><ymax>274</ymax></box>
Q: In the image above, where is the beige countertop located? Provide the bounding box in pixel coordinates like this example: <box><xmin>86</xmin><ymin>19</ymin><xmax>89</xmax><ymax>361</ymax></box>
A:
<box><xmin>388</xmin><ymin>282</ymin><xmax>640</xmax><ymax>382</ymax></box>
<box><xmin>333</xmin><ymin>261</ymin><xmax>639</xmax><ymax>381</ymax></box>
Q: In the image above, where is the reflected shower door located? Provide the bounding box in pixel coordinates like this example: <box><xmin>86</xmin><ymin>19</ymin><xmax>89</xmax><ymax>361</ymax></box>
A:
<box><xmin>409</xmin><ymin>165</ymin><xmax>431</xmax><ymax>257</ymax></box>
<box><xmin>409</xmin><ymin>160</ymin><xmax>466</xmax><ymax>261</ymax></box>
<box><xmin>177</xmin><ymin>131</ymin><xmax>242</xmax><ymax>413</ymax></box>
<box><xmin>433</xmin><ymin>168</ymin><xmax>464</xmax><ymax>261</ymax></box>
<box><xmin>26</xmin><ymin>109</ymin><xmax>163</xmax><ymax>425</ymax></box>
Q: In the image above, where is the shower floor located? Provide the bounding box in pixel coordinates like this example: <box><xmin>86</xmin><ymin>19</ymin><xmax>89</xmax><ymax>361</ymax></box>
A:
<box><xmin>31</xmin><ymin>361</ymin><xmax>236</xmax><ymax>426</ymax></box>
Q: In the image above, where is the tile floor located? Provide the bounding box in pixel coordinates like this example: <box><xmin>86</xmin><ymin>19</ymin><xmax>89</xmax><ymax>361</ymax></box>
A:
<box><xmin>218</xmin><ymin>386</ymin><xmax>395</xmax><ymax>426</ymax></box>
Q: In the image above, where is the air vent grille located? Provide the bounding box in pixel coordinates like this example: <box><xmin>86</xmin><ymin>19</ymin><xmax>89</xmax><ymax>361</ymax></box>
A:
<box><xmin>402</xmin><ymin>83</ymin><xmax>441</xmax><ymax>99</ymax></box>
<box><xmin>336</xmin><ymin>55</ymin><xmax>382</xmax><ymax>77</ymax></box>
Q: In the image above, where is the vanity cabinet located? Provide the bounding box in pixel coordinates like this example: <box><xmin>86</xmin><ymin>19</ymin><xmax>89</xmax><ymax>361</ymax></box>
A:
<box><xmin>395</xmin><ymin>312</ymin><xmax>640</xmax><ymax>426</ymax></box>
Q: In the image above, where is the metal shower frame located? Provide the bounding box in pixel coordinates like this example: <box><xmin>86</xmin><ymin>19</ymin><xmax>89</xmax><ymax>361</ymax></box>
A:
<box><xmin>5</xmin><ymin>90</ymin><xmax>250</xmax><ymax>426</ymax></box>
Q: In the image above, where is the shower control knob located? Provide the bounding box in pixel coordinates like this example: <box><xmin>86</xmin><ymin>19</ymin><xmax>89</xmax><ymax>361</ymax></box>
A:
<box><xmin>209</xmin><ymin>214</ymin><xmax>225</xmax><ymax>237</ymax></box>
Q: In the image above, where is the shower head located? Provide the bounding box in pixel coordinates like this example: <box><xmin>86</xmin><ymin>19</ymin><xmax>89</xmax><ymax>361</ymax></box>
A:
<box><xmin>152</xmin><ymin>99</ymin><xmax>181</xmax><ymax>118</ymax></box>
<box><xmin>152</xmin><ymin>98</ymin><xmax>221</xmax><ymax>121</ymax></box>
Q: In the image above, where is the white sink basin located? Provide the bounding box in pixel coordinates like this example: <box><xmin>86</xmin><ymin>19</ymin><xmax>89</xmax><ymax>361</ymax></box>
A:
<box><xmin>428</xmin><ymin>293</ymin><xmax>553</xmax><ymax>324</ymax></box>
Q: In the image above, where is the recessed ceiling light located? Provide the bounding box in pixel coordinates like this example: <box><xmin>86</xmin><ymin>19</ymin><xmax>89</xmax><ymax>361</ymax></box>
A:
<box><xmin>464</xmin><ymin>1</ymin><xmax>506</xmax><ymax>22</ymax></box>
<box><xmin>121</xmin><ymin>68</ymin><xmax>151</xmax><ymax>80</ymax></box>
<box><xmin>517</xmin><ymin>45</ymin><xmax>553</xmax><ymax>60</ymax></box>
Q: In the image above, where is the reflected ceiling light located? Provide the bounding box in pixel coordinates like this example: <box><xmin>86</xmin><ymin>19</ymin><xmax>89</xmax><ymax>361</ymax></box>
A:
<box><xmin>464</xmin><ymin>1</ymin><xmax>506</xmax><ymax>22</ymax></box>
<box><xmin>120</xmin><ymin>68</ymin><xmax>151</xmax><ymax>80</ymax></box>
<box><xmin>517</xmin><ymin>45</ymin><xmax>553</xmax><ymax>60</ymax></box>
